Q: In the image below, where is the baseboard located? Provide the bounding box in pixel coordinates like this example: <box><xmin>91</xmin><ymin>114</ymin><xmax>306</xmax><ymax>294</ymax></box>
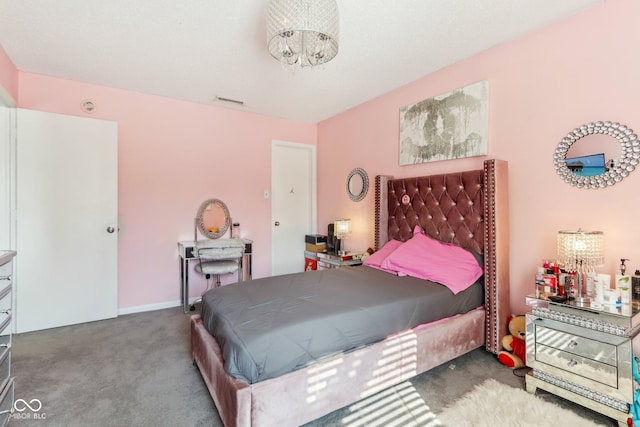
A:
<box><xmin>118</xmin><ymin>300</ymin><xmax>182</xmax><ymax>315</ymax></box>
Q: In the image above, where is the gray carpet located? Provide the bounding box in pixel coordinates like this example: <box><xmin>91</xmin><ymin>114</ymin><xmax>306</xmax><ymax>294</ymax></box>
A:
<box><xmin>9</xmin><ymin>307</ymin><xmax>617</xmax><ymax>426</ymax></box>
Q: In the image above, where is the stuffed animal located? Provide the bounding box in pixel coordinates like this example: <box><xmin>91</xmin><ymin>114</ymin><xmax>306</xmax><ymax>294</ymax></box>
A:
<box><xmin>498</xmin><ymin>315</ymin><xmax>526</xmax><ymax>369</ymax></box>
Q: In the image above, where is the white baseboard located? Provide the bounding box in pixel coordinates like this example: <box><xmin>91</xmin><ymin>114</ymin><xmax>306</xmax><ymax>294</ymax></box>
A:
<box><xmin>118</xmin><ymin>300</ymin><xmax>182</xmax><ymax>315</ymax></box>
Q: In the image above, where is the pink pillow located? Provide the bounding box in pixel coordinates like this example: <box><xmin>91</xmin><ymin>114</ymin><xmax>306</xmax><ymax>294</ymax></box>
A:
<box><xmin>380</xmin><ymin>232</ymin><xmax>483</xmax><ymax>294</ymax></box>
<box><xmin>363</xmin><ymin>239</ymin><xmax>403</xmax><ymax>273</ymax></box>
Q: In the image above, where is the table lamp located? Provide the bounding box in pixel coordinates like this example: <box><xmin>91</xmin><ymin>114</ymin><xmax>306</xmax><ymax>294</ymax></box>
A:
<box><xmin>334</xmin><ymin>219</ymin><xmax>351</xmax><ymax>256</ymax></box>
<box><xmin>557</xmin><ymin>229</ymin><xmax>604</xmax><ymax>306</ymax></box>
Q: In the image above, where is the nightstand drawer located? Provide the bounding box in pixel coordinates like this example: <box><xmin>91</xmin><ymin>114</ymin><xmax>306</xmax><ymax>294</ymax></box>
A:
<box><xmin>535</xmin><ymin>343</ymin><xmax>617</xmax><ymax>387</ymax></box>
<box><xmin>535</xmin><ymin>326</ymin><xmax>617</xmax><ymax>366</ymax></box>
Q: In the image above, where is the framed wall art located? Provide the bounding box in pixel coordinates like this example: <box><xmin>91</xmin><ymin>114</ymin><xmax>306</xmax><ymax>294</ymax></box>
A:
<box><xmin>399</xmin><ymin>80</ymin><xmax>489</xmax><ymax>165</ymax></box>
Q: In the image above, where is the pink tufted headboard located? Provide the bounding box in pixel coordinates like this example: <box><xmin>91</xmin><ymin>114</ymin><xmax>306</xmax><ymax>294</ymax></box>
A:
<box><xmin>374</xmin><ymin>159</ymin><xmax>510</xmax><ymax>354</ymax></box>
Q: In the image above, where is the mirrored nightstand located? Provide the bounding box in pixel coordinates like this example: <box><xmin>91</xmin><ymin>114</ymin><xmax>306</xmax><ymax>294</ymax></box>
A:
<box><xmin>303</xmin><ymin>251</ymin><xmax>364</xmax><ymax>270</ymax></box>
<box><xmin>525</xmin><ymin>295</ymin><xmax>640</xmax><ymax>427</ymax></box>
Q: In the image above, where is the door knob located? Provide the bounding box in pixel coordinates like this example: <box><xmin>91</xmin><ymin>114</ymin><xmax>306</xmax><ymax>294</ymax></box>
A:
<box><xmin>107</xmin><ymin>226</ymin><xmax>116</xmax><ymax>233</ymax></box>
<box><xmin>274</xmin><ymin>221</ymin><xmax>280</xmax><ymax>226</ymax></box>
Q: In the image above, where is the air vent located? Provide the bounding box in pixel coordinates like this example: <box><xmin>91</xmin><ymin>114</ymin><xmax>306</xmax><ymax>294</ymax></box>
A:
<box><xmin>215</xmin><ymin>96</ymin><xmax>244</xmax><ymax>106</ymax></box>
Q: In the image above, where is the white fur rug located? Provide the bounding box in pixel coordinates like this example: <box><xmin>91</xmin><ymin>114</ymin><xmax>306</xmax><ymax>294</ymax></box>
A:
<box><xmin>437</xmin><ymin>379</ymin><xmax>607</xmax><ymax>426</ymax></box>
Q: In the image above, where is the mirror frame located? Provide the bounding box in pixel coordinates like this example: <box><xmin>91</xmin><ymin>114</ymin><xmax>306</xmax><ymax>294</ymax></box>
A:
<box><xmin>553</xmin><ymin>121</ymin><xmax>640</xmax><ymax>189</ymax></box>
<box><xmin>196</xmin><ymin>198</ymin><xmax>230</xmax><ymax>239</ymax></box>
<box><xmin>347</xmin><ymin>168</ymin><xmax>369</xmax><ymax>202</ymax></box>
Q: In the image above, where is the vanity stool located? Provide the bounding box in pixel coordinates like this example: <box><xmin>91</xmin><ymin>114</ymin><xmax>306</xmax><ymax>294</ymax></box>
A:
<box><xmin>189</xmin><ymin>238</ymin><xmax>245</xmax><ymax>311</ymax></box>
<box><xmin>194</xmin><ymin>238</ymin><xmax>245</xmax><ymax>286</ymax></box>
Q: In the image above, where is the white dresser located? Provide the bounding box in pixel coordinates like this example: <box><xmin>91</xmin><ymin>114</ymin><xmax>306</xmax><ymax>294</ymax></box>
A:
<box><xmin>0</xmin><ymin>251</ymin><xmax>14</xmax><ymax>426</ymax></box>
<box><xmin>525</xmin><ymin>296</ymin><xmax>639</xmax><ymax>427</ymax></box>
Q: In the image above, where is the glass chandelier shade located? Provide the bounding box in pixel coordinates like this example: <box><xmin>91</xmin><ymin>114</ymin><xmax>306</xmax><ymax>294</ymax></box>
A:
<box><xmin>334</xmin><ymin>219</ymin><xmax>351</xmax><ymax>256</ymax></box>
<box><xmin>266</xmin><ymin>0</ymin><xmax>339</xmax><ymax>68</ymax></box>
<box><xmin>334</xmin><ymin>219</ymin><xmax>351</xmax><ymax>239</ymax></box>
<box><xmin>557</xmin><ymin>229</ymin><xmax>604</xmax><ymax>272</ymax></box>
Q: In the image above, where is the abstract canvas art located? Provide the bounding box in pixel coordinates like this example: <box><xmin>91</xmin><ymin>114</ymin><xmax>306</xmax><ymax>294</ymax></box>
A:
<box><xmin>399</xmin><ymin>81</ymin><xmax>489</xmax><ymax>165</ymax></box>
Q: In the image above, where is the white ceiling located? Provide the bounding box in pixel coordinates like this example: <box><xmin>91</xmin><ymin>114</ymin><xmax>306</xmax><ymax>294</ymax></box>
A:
<box><xmin>0</xmin><ymin>0</ymin><xmax>602</xmax><ymax>123</ymax></box>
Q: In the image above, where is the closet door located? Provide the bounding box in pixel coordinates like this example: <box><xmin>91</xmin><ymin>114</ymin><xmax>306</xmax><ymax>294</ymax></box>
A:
<box><xmin>15</xmin><ymin>109</ymin><xmax>118</xmax><ymax>333</ymax></box>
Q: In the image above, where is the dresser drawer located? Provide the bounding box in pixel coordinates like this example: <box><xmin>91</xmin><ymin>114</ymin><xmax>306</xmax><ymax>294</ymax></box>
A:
<box><xmin>535</xmin><ymin>325</ymin><xmax>617</xmax><ymax>366</ymax></box>
<box><xmin>0</xmin><ymin>378</ymin><xmax>13</xmax><ymax>427</ymax></box>
<box><xmin>0</xmin><ymin>315</ymin><xmax>11</xmax><ymax>351</ymax></box>
<box><xmin>0</xmin><ymin>285</ymin><xmax>10</xmax><ymax>315</ymax></box>
<box><xmin>0</xmin><ymin>349</ymin><xmax>10</xmax><ymax>395</ymax></box>
<box><xmin>0</xmin><ymin>261</ymin><xmax>11</xmax><ymax>285</ymax></box>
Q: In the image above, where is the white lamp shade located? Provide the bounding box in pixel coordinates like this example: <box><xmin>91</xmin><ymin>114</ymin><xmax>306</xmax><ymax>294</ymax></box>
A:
<box><xmin>334</xmin><ymin>219</ymin><xmax>351</xmax><ymax>239</ymax></box>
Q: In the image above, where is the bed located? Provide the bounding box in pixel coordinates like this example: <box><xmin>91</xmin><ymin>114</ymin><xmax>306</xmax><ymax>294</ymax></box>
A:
<box><xmin>190</xmin><ymin>159</ymin><xmax>510</xmax><ymax>426</ymax></box>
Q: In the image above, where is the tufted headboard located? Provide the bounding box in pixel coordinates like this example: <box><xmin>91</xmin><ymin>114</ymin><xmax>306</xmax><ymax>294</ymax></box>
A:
<box><xmin>374</xmin><ymin>159</ymin><xmax>510</xmax><ymax>354</ymax></box>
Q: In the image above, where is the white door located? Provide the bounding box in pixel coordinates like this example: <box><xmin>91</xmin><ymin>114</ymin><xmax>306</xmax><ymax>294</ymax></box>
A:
<box><xmin>16</xmin><ymin>109</ymin><xmax>118</xmax><ymax>333</ymax></box>
<box><xmin>271</xmin><ymin>141</ymin><xmax>316</xmax><ymax>276</ymax></box>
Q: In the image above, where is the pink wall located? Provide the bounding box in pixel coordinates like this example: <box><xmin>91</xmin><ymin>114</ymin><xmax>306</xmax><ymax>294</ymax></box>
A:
<box><xmin>18</xmin><ymin>74</ymin><xmax>317</xmax><ymax>310</ymax></box>
<box><xmin>4</xmin><ymin>0</ymin><xmax>638</xmax><ymax>315</ymax></box>
<box><xmin>318</xmin><ymin>0</ymin><xmax>640</xmax><ymax>314</ymax></box>
<box><xmin>0</xmin><ymin>44</ymin><xmax>18</xmax><ymax>104</ymax></box>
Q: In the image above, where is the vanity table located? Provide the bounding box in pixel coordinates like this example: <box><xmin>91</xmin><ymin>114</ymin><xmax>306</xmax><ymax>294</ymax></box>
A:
<box><xmin>525</xmin><ymin>295</ymin><xmax>640</xmax><ymax>427</ymax></box>
<box><xmin>178</xmin><ymin>239</ymin><xmax>253</xmax><ymax>313</ymax></box>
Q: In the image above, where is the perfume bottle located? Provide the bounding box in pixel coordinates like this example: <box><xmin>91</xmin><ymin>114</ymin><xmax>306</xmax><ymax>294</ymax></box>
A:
<box><xmin>232</xmin><ymin>222</ymin><xmax>241</xmax><ymax>239</ymax></box>
<box><xmin>616</xmin><ymin>259</ymin><xmax>631</xmax><ymax>304</ymax></box>
<box><xmin>535</xmin><ymin>267</ymin><xmax>545</xmax><ymax>299</ymax></box>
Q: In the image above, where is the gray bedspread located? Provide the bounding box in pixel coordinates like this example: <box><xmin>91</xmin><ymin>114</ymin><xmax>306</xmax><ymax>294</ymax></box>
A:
<box><xmin>200</xmin><ymin>265</ymin><xmax>483</xmax><ymax>384</ymax></box>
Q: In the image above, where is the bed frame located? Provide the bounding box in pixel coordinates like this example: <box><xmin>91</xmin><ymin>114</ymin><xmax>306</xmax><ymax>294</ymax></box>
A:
<box><xmin>190</xmin><ymin>159</ymin><xmax>510</xmax><ymax>426</ymax></box>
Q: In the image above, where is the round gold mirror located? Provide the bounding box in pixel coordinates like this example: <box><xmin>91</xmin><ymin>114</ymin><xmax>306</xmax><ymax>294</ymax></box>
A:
<box><xmin>553</xmin><ymin>121</ymin><xmax>640</xmax><ymax>188</ymax></box>
<box><xmin>347</xmin><ymin>168</ymin><xmax>369</xmax><ymax>202</ymax></box>
<box><xmin>196</xmin><ymin>199</ymin><xmax>230</xmax><ymax>239</ymax></box>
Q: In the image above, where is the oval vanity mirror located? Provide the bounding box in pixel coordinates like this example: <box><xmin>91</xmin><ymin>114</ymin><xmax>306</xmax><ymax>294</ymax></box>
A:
<box><xmin>553</xmin><ymin>121</ymin><xmax>640</xmax><ymax>189</ymax></box>
<box><xmin>347</xmin><ymin>168</ymin><xmax>369</xmax><ymax>202</ymax></box>
<box><xmin>196</xmin><ymin>199</ymin><xmax>230</xmax><ymax>239</ymax></box>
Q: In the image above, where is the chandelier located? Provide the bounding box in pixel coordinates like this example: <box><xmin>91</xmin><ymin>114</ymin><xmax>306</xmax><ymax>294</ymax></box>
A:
<box><xmin>266</xmin><ymin>0</ymin><xmax>339</xmax><ymax>68</ymax></box>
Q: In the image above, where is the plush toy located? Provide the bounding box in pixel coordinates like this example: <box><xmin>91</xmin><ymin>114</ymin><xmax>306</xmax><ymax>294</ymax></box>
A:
<box><xmin>498</xmin><ymin>315</ymin><xmax>526</xmax><ymax>369</ymax></box>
